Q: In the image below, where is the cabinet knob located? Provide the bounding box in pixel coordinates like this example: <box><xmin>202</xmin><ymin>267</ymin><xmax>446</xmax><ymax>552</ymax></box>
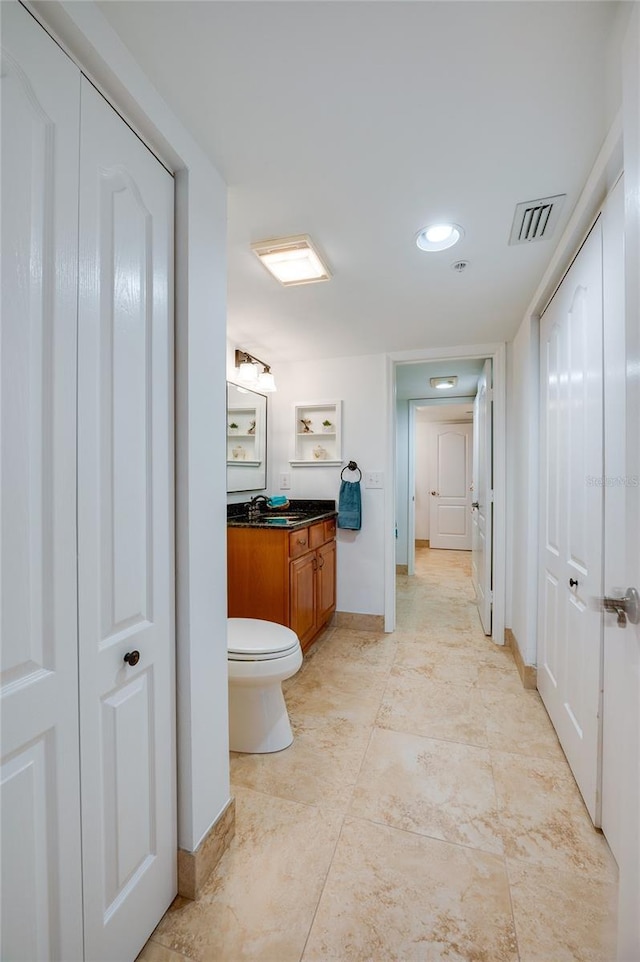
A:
<box><xmin>124</xmin><ymin>650</ymin><xmax>140</xmax><ymax>667</ymax></box>
<box><xmin>297</xmin><ymin>538</ymin><xmax>306</xmax><ymax>546</ymax></box>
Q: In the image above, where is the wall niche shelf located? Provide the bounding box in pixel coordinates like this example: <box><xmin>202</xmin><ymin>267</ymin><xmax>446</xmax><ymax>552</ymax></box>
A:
<box><xmin>227</xmin><ymin>404</ymin><xmax>262</xmax><ymax>466</ymax></box>
<box><xmin>290</xmin><ymin>401</ymin><xmax>342</xmax><ymax>466</ymax></box>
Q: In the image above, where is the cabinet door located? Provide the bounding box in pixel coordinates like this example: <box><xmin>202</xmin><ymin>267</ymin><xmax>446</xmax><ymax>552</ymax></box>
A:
<box><xmin>316</xmin><ymin>540</ymin><xmax>337</xmax><ymax>627</ymax></box>
<box><xmin>290</xmin><ymin>552</ymin><xmax>316</xmax><ymax>648</ymax></box>
<box><xmin>1</xmin><ymin>6</ymin><xmax>83</xmax><ymax>960</ymax></box>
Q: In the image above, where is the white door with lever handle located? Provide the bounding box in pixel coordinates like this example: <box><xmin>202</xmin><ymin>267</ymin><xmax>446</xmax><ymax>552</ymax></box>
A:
<box><xmin>428</xmin><ymin>424</ymin><xmax>472</xmax><ymax>550</ymax></box>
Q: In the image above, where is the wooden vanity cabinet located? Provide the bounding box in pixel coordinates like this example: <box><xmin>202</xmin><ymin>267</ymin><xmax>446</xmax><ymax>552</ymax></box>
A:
<box><xmin>227</xmin><ymin>517</ymin><xmax>337</xmax><ymax>651</ymax></box>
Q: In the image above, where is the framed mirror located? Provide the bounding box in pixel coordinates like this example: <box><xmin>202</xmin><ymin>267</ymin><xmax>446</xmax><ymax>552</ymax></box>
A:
<box><xmin>226</xmin><ymin>381</ymin><xmax>267</xmax><ymax>492</ymax></box>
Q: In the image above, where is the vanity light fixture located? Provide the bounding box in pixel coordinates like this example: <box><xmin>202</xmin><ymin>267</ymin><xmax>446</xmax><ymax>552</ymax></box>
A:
<box><xmin>251</xmin><ymin>234</ymin><xmax>331</xmax><ymax>286</ymax></box>
<box><xmin>416</xmin><ymin>223</ymin><xmax>464</xmax><ymax>252</ymax></box>
<box><xmin>430</xmin><ymin>376</ymin><xmax>458</xmax><ymax>390</ymax></box>
<box><xmin>235</xmin><ymin>349</ymin><xmax>277</xmax><ymax>393</ymax></box>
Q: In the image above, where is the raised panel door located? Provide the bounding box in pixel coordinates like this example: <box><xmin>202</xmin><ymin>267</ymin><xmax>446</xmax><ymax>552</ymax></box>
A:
<box><xmin>316</xmin><ymin>540</ymin><xmax>337</xmax><ymax>627</ymax></box>
<box><xmin>290</xmin><ymin>552</ymin><xmax>316</xmax><ymax>648</ymax></box>
<box><xmin>430</xmin><ymin>424</ymin><xmax>473</xmax><ymax>550</ymax></box>
<box><xmin>77</xmin><ymin>79</ymin><xmax>176</xmax><ymax>961</ymax></box>
<box><xmin>538</xmin><ymin>220</ymin><xmax>603</xmax><ymax>823</ymax></box>
<box><xmin>0</xmin><ymin>6</ymin><xmax>83</xmax><ymax>958</ymax></box>
<box><xmin>472</xmin><ymin>360</ymin><xmax>493</xmax><ymax>635</ymax></box>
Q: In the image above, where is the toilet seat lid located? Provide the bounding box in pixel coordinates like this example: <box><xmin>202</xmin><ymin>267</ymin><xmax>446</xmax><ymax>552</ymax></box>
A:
<box><xmin>227</xmin><ymin>618</ymin><xmax>300</xmax><ymax>657</ymax></box>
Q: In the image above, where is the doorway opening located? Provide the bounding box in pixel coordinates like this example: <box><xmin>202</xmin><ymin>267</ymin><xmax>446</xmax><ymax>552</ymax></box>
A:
<box><xmin>385</xmin><ymin>344</ymin><xmax>506</xmax><ymax>646</ymax></box>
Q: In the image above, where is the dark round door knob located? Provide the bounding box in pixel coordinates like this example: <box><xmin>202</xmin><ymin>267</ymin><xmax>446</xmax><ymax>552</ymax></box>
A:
<box><xmin>472</xmin><ymin>501</ymin><xmax>480</xmax><ymax>509</ymax></box>
<box><xmin>569</xmin><ymin>578</ymin><xmax>579</xmax><ymax>588</ymax></box>
<box><xmin>124</xmin><ymin>650</ymin><xmax>140</xmax><ymax>667</ymax></box>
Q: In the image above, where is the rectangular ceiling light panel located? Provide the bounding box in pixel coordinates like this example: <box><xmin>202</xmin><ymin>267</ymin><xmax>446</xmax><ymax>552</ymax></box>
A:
<box><xmin>251</xmin><ymin>234</ymin><xmax>331</xmax><ymax>286</ymax></box>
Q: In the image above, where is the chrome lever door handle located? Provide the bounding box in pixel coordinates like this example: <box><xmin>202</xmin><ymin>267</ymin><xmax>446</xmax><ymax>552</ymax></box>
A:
<box><xmin>602</xmin><ymin>587</ymin><xmax>640</xmax><ymax>627</ymax></box>
<box><xmin>471</xmin><ymin>501</ymin><xmax>480</xmax><ymax>510</ymax></box>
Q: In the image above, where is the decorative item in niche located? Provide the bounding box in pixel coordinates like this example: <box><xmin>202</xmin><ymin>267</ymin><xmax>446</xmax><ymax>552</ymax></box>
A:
<box><xmin>228</xmin><ymin>421</ymin><xmax>239</xmax><ymax>434</ymax></box>
<box><xmin>313</xmin><ymin>445</ymin><xmax>327</xmax><ymax>460</ymax></box>
<box><xmin>300</xmin><ymin>418</ymin><xmax>313</xmax><ymax>433</ymax></box>
<box><xmin>248</xmin><ymin>420</ymin><xmax>256</xmax><ymax>435</ymax></box>
<box><xmin>322</xmin><ymin>419</ymin><xmax>333</xmax><ymax>432</ymax></box>
<box><xmin>232</xmin><ymin>445</ymin><xmax>246</xmax><ymax>460</ymax></box>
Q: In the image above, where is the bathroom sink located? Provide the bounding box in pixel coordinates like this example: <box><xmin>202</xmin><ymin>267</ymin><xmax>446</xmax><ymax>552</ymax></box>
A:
<box><xmin>229</xmin><ymin>512</ymin><xmax>309</xmax><ymax>526</ymax></box>
<box><xmin>259</xmin><ymin>513</ymin><xmax>308</xmax><ymax>525</ymax></box>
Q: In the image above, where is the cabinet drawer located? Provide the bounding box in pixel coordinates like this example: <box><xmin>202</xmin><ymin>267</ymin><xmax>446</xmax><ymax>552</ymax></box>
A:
<box><xmin>323</xmin><ymin>517</ymin><xmax>336</xmax><ymax>541</ymax></box>
<box><xmin>308</xmin><ymin>521</ymin><xmax>325</xmax><ymax>549</ymax></box>
<box><xmin>309</xmin><ymin>518</ymin><xmax>336</xmax><ymax>548</ymax></box>
<box><xmin>289</xmin><ymin>527</ymin><xmax>310</xmax><ymax>558</ymax></box>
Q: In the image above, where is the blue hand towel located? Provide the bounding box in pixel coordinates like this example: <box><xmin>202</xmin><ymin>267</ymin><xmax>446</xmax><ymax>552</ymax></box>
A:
<box><xmin>338</xmin><ymin>480</ymin><xmax>362</xmax><ymax>530</ymax></box>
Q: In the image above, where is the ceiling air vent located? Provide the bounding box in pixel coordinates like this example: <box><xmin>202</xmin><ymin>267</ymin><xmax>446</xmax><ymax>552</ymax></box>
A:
<box><xmin>509</xmin><ymin>194</ymin><xmax>566</xmax><ymax>245</ymax></box>
<box><xmin>451</xmin><ymin>260</ymin><xmax>469</xmax><ymax>273</ymax></box>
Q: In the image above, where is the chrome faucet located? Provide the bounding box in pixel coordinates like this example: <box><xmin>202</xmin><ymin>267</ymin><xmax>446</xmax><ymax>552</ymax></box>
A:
<box><xmin>247</xmin><ymin>495</ymin><xmax>269</xmax><ymax>519</ymax></box>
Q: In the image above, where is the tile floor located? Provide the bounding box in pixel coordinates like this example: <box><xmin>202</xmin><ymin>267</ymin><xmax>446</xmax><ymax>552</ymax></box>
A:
<box><xmin>139</xmin><ymin>547</ymin><xmax>618</xmax><ymax>962</ymax></box>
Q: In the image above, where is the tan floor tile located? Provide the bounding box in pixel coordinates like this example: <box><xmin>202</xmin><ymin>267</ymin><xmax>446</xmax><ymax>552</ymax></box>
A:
<box><xmin>507</xmin><ymin>858</ymin><xmax>618</xmax><ymax>962</ymax></box>
<box><xmin>491</xmin><ymin>751</ymin><xmax>618</xmax><ymax>880</ymax></box>
<box><xmin>349</xmin><ymin>727</ymin><xmax>503</xmax><ymax>854</ymax></box>
<box><xmin>230</xmin><ymin>714</ymin><xmax>371</xmax><ymax>812</ymax></box>
<box><xmin>376</xmin><ymin>666</ymin><xmax>488</xmax><ymax>747</ymax></box>
<box><xmin>286</xmin><ymin>676</ymin><xmax>383</xmax><ymax>727</ymax></box>
<box><xmin>398</xmin><ymin>607</ymin><xmax>481</xmax><ymax>633</ymax></box>
<box><xmin>475</xmin><ymin>664</ymin><xmax>525</xmax><ymax>694</ymax></box>
<box><xmin>152</xmin><ymin>788</ymin><xmax>342</xmax><ymax>962</ymax></box>
<box><xmin>482</xmin><ymin>689</ymin><xmax>564</xmax><ymax>758</ymax></box>
<box><xmin>290</xmin><ymin>655</ymin><xmax>390</xmax><ymax>698</ymax></box>
<box><xmin>136</xmin><ymin>941</ymin><xmax>194</xmax><ymax>962</ymax></box>
<box><xmin>292</xmin><ymin>630</ymin><xmax>397</xmax><ymax>695</ymax></box>
<box><xmin>301</xmin><ymin>816</ymin><xmax>518</xmax><ymax>962</ymax></box>
<box><xmin>393</xmin><ymin>636</ymin><xmax>481</xmax><ymax>685</ymax></box>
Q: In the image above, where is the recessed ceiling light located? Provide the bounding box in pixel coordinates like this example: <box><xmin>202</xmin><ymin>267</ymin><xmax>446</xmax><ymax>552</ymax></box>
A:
<box><xmin>430</xmin><ymin>376</ymin><xmax>458</xmax><ymax>390</ymax></box>
<box><xmin>416</xmin><ymin>223</ymin><xmax>464</xmax><ymax>252</ymax></box>
<box><xmin>251</xmin><ymin>234</ymin><xmax>331</xmax><ymax>286</ymax></box>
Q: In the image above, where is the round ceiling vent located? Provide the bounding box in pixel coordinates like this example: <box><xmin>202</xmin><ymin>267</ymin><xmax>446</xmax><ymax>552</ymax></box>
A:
<box><xmin>451</xmin><ymin>260</ymin><xmax>469</xmax><ymax>272</ymax></box>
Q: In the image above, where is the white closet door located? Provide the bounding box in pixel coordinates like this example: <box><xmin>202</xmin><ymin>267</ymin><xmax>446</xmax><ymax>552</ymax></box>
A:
<box><xmin>77</xmin><ymin>79</ymin><xmax>176</xmax><ymax>961</ymax></box>
<box><xmin>0</xmin><ymin>4</ymin><xmax>84</xmax><ymax>960</ymax></box>
<box><xmin>538</xmin><ymin>221</ymin><xmax>603</xmax><ymax>823</ymax></box>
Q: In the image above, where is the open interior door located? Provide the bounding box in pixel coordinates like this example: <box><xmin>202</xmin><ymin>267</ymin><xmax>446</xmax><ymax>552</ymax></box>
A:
<box><xmin>471</xmin><ymin>359</ymin><xmax>492</xmax><ymax>634</ymax></box>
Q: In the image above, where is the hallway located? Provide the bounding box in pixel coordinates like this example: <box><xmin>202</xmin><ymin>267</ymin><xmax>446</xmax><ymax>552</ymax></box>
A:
<box><xmin>139</xmin><ymin>547</ymin><xmax>618</xmax><ymax>962</ymax></box>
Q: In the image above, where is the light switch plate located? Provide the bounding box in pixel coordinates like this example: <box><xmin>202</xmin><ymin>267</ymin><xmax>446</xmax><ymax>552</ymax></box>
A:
<box><xmin>365</xmin><ymin>471</ymin><xmax>384</xmax><ymax>489</ymax></box>
<box><xmin>279</xmin><ymin>472</ymin><xmax>291</xmax><ymax>490</ymax></box>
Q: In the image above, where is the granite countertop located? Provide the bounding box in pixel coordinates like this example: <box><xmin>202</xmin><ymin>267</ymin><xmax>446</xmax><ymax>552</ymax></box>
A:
<box><xmin>227</xmin><ymin>499</ymin><xmax>337</xmax><ymax>531</ymax></box>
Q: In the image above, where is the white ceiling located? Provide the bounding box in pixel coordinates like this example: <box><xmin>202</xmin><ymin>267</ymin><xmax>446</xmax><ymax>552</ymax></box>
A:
<box><xmin>97</xmin><ymin>1</ymin><xmax>624</xmax><ymax>364</ymax></box>
<box><xmin>396</xmin><ymin>358</ymin><xmax>484</xmax><ymax>401</ymax></box>
<box><xmin>416</xmin><ymin>404</ymin><xmax>474</xmax><ymax>423</ymax></box>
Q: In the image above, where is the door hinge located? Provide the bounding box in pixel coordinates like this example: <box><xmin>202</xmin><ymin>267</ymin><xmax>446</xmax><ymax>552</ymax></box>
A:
<box><xmin>489</xmin><ymin>590</ymin><xmax>494</xmax><ymax>603</ymax></box>
<box><xmin>490</xmin><ymin>490</ymin><xmax>494</xmax><ymax>502</ymax></box>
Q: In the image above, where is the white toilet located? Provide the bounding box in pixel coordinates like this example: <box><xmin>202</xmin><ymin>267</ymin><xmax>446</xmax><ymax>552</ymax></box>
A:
<box><xmin>227</xmin><ymin>618</ymin><xmax>303</xmax><ymax>753</ymax></box>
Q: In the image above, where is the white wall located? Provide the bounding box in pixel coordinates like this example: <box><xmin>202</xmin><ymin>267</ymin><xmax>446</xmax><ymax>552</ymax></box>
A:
<box><xmin>267</xmin><ymin>353</ymin><xmax>388</xmax><ymax>617</ymax></box>
<box><xmin>32</xmin><ymin>0</ymin><xmax>231</xmax><ymax>853</ymax></box>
